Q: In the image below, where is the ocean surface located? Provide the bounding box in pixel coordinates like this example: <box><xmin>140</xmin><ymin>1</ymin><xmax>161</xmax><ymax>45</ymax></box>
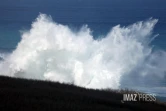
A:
<box><xmin>0</xmin><ymin>0</ymin><xmax>166</xmax><ymax>101</ymax></box>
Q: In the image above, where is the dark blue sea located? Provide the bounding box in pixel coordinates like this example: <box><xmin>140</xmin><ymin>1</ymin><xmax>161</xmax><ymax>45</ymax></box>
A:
<box><xmin>0</xmin><ymin>0</ymin><xmax>166</xmax><ymax>102</ymax></box>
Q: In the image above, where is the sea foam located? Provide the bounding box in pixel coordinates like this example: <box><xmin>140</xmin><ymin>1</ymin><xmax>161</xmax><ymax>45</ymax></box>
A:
<box><xmin>0</xmin><ymin>14</ymin><xmax>165</xmax><ymax>89</ymax></box>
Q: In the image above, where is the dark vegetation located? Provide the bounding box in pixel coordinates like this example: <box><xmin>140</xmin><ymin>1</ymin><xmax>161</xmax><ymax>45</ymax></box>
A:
<box><xmin>0</xmin><ymin>76</ymin><xmax>165</xmax><ymax>111</ymax></box>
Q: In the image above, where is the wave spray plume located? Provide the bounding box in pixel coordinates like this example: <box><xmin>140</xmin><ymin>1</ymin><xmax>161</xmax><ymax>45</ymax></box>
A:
<box><xmin>1</xmin><ymin>14</ymin><xmax>165</xmax><ymax>90</ymax></box>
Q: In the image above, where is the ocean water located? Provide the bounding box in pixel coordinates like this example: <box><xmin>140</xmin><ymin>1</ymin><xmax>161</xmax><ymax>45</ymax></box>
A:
<box><xmin>0</xmin><ymin>0</ymin><xmax>166</xmax><ymax>101</ymax></box>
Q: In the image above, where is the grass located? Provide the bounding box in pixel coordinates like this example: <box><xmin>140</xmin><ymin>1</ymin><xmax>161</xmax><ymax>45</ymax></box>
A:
<box><xmin>0</xmin><ymin>75</ymin><xmax>165</xmax><ymax>111</ymax></box>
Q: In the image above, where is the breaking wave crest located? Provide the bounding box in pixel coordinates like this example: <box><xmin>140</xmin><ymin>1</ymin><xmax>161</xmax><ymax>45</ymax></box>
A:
<box><xmin>0</xmin><ymin>14</ymin><xmax>165</xmax><ymax>89</ymax></box>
